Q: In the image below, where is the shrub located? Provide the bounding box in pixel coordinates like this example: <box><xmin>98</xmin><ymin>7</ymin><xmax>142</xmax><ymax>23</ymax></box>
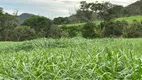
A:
<box><xmin>48</xmin><ymin>25</ymin><xmax>62</xmax><ymax>38</ymax></box>
<box><xmin>22</xmin><ymin>15</ymin><xmax>52</xmax><ymax>37</ymax></box>
<box><xmin>123</xmin><ymin>20</ymin><xmax>142</xmax><ymax>38</ymax></box>
<box><xmin>53</xmin><ymin>17</ymin><xmax>69</xmax><ymax>25</ymax></box>
<box><xmin>68</xmin><ymin>26</ymin><xmax>79</xmax><ymax>37</ymax></box>
<box><xmin>99</xmin><ymin>21</ymin><xmax>128</xmax><ymax>37</ymax></box>
<box><xmin>60</xmin><ymin>25</ymin><xmax>81</xmax><ymax>38</ymax></box>
<box><xmin>81</xmin><ymin>22</ymin><xmax>96</xmax><ymax>38</ymax></box>
<box><xmin>9</xmin><ymin>26</ymin><xmax>36</xmax><ymax>41</ymax></box>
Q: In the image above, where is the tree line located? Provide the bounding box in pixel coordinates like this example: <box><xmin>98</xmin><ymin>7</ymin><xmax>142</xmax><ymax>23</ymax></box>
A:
<box><xmin>0</xmin><ymin>1</ymin><xmax>142</xmax><ymax>41</ymax></box>
<box><xmin>55</xmin><ymin>0</ymin><xmax>142</xmax><ymax>24</ymax></box>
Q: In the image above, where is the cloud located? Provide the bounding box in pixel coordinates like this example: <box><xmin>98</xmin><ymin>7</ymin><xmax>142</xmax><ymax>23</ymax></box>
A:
<box><xmin>0</xmin><ymin>0</ymin><xmax>138</xmax><ymax>19</ymax></box>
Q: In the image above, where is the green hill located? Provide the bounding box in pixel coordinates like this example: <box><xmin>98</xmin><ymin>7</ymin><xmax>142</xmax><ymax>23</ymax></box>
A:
<box><xmin>116</xmin><ymin>15</ymin><xmax>142</xmax><ymax>22</ymax></box>
<box><xmin>125</xmin><ymin>0</ymin><xmax>142</xmax><ymax>15</ymax></box>
<box><xmin>59</xmin><ymin>15</ymin><xmax>142</xmax><ymax>27</ymax></box>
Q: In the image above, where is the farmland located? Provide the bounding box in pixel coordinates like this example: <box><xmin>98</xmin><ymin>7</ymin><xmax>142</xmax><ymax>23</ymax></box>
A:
<box><xmin>0</xmin><ymin>0</ymin><xmax>142</xmax><ymax>79</ymax></box>
<box><xmin>0</xmin><ymin>38</ymin><xmax>141</xmax><ymax>79</ymax></box>
<box><xmin>116</xmin><ymin>15</ymin><xmax>142</xmax><ymax>23</ymax></box>
<box><xmin>58</xmin><ymin>15</ymin><xmax>142</xmax><ymax>27</ymax></box>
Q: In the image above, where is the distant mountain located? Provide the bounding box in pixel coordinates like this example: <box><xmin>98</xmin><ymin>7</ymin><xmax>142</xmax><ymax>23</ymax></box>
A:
<box><xmin>125</xmin><ymin>0</ymin><xmax>142</xmax><ymax>16</ymax></box>
<box><xmin>127</xmin><ymin>0</ymin><xmax>142</xmax><ymax>7</ymax></box>
<box><xmin>18</xmin><ymin>13</ymin><xmax>34</xmax><ymax>24</ymax></box>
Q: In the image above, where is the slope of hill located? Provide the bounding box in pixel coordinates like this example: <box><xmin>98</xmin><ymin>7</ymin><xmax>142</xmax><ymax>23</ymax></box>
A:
<box><xmin>127</xmin><ymin>0</ymin><xmax>142</xmax><ymax>8</ymax></box>
<box><xmin>125</xmin><ymin>0</ymin><xmax>142</xmax><ymax>15</ymax></box>
<box><xmin>59</xmin><ymin>15</ymin><xmax>142</xmax><ymax>27</ymax></box>
<box><xmin>18</xmin><ymin>13</ymin><xmax>34</xmax><ymax>24</ymax></box>
<box><xmin>116</xmin><ymin>15</ymin><xmax>142</xmax><ymax>22</ymax></box>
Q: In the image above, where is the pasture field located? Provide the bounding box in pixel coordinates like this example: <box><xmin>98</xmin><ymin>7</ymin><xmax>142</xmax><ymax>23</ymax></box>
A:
<box><xmin>0</xmin><ymin>38</ymin><xmax>142</xmax><ymax>79</ymax></box>
<box><xmin>116</xmin><ymin>15</ymin><xmax>142</xmax><ymax>23</ymax></box>
<box><xmin>58</xmin><ymin>15</ymin><xmax>142</xmax><ymax>27</ymax></box>
<box><xmin>58</xmin><ymin>20</ymin><xmax>101</xmax><ymax>27</ymax></box>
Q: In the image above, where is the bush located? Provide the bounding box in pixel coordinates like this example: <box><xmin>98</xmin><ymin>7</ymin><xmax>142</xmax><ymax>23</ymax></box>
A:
<box><xmin>99</xmin><ymin>21</ymin><xmax>128</xmax><ymax>37</ymax></box>
<box><xmin>68</xmin><ymin>26</ymin><xmax>80</xmax><ymax>37</ymax></box>
<box><xmin>60</xmin><ymin>25</ymin><xmax>81</xmax><ymax>38</ymax></box>
<box><xmin>22</xmin><ymin>15</ymin><xmax>52</xmax><ymax>37</ymax></box>
<box><xmin>48</xmin><ymin>25</ymin><xmax>62</xmax><ymax>38</ymax></box>
<box><xmin>81</xmin><ymin>22</ymin><xmax>96</xmax><ymax>38</ymax></box>
<box><xmin>53</xmin><ymin>17</ymin><xmax>69</xmax><ymax>25</ymax></box>
<box><xmin>9</xmin><ymin>26</ymin><xmax>36</xmax><ymax>41</ymax></box>
<box><xmin>123</xmin><ymin>20</ymin><xmax>142</xmax><ymax>38</ymax></box>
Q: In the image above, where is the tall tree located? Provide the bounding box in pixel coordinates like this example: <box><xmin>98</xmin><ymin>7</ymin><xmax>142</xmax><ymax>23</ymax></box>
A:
<box><xmin>53</xmin><ymin>17</ymin><xmax>69</xmax><ymax>25</ymax></box>
<box><xmin>22</xmin><ymin>16</ymin><xmax>52</xmax><ymax>37</ymax></box>
<box><xmin>76</xmin><ymin>1</ymin><xmax>118</xmax><ymax>22</ymax></box>
<box><xmin>0</xmin><ymin>8</ymin><xmax>18</xmax><ymax>41</ymax></box>
<box><xmin>76</xmin><ymin>1</ymin><xmax>93</xmax><ymax>22</ymax></box>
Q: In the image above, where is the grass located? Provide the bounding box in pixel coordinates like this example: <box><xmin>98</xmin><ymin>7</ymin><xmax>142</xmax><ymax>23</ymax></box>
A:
<box><xmin>59</xmin><ymin>15</ymin><xmax>142</xmax><ymax>27</ymax></box>
<box><xmin>0</xmin><ymin>37</ymin><xmax>142</xmax><ymax>79</ymax></box>
<box><xmin>58</xmin><ymin>22</ymin><xmax>86</xmax><ymax>27</ymax></box>
<box><xmin>116</xmin><ymin>15</ymin><xmax>142</xmax><ymax>23</ymax></box>
<box><xmin>58</xmin><ymin>20</ymin><xmax>101</xmax><ymax>27</ymax></box>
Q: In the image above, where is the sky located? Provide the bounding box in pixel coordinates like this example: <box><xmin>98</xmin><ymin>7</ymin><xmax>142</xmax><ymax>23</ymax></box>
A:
<box><xmin>0</xmin><ymin>0</ymin><xmax>138</xmax><ymax>19</ymax></box>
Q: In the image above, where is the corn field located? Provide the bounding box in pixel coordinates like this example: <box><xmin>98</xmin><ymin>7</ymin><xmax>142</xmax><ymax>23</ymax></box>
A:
<box><xmin>0</xmin><ymin>37</ymin><xmax>141</xmax><ymax>80</ymax></box>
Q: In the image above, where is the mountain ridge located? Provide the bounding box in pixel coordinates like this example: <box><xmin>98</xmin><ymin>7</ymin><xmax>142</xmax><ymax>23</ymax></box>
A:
<box><xmin>18</xmin><ymin>13</ymin><xmax>34</xmax><ymax>24</ymax></box>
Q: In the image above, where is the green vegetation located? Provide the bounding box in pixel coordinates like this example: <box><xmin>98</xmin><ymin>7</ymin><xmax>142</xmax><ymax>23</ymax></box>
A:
<box><xmin>0</xmin><ymin>0</ymin><xmax>142</xmax><ymax>79</ymax></box>
<box><xmin>22</xmin><ymin>16</ymin><xmax>52</xmax><ymax>37</ymax></box>
<box><xmin>58</xmin><ymin>20</ymin><xmax>101</xmax><ymax>27</ymax></box>
<box><xmin>1</xmin><ymin>1</ymin><xmax>142</xmax><ymax>40</ymax></box>
<box><xmin>116</xmin><ymin>15</ymin><xmax>142</xmax><ymax>23</ymax></box>
<box><xmin>58</xmin><ymin>22</ymin><xmax>86</xmax><ymax>27</ymax></box>
<box><xmin>59</xmin><ymin>15</ymin><xmax>142</xmax><ymax>27</ymax></box>
<box><xmin>59</xmin><ymin>19</ymin><xmax>142</xmax><ymax>38</ymax></box>
<box><xmin>0</xmin><ymin>38</ymin><xmax>141</xmax><ymax>79</ymax></box>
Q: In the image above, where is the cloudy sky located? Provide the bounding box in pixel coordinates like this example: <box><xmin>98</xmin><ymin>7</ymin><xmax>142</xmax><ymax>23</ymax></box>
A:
<box><xmin>0</xmin><ymin>0</ymin><xmax>138</xmax><ymax>19</ymax></box>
